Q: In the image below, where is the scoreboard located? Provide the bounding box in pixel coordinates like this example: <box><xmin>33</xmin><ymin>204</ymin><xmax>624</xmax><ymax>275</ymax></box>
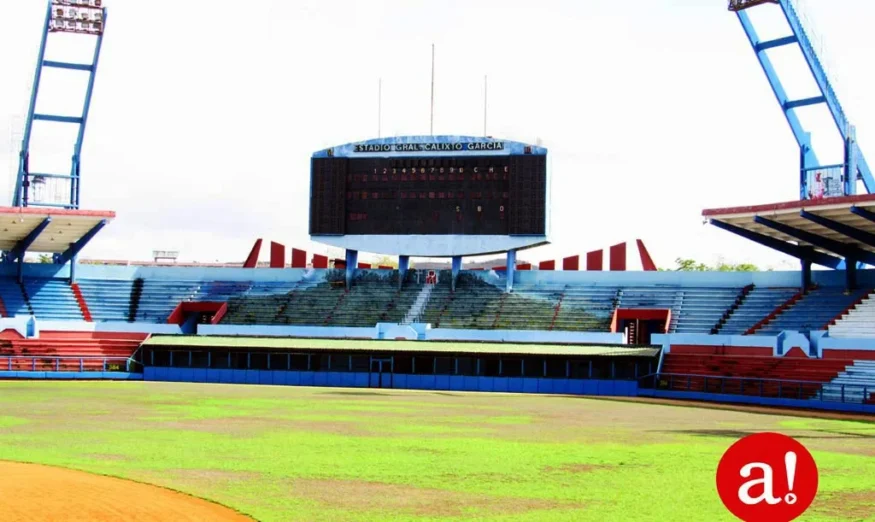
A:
<box><xmin>310</xmin><ymin>137</ymin><xmax>547</xmax><ymax>241</ymax></box>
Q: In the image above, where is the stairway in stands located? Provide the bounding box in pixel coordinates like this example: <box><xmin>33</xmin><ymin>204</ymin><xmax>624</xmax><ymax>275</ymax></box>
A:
<box><xmin>719</xmin><ymin>287</ymin><xmax>799</xmax><ymax>335</ymax></box>
<box><xmin>403</xmin><ymin>284</ymin><xmax>434</xmax><ymax>324</ymax></box>
<box><xmin>819</xmin><ymin>360</ymin><xmax>875</xmax><ymax>404</ymax></box>
<box><xmin>828</xmin><ymin>293</ymin><xmax>875</xmax><ymax>338</ymax></box>
<box><xmin>752</xmin><ymin>287</ymin><xmax>870</xmax><ymax>335</ymax></box>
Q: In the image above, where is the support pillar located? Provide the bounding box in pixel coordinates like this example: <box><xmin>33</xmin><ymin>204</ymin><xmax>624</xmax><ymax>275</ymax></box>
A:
<box><xmin>801</xmin><ymin>258</ymin><xmax>811</xmax><ymax>290</ymax></box>
<box><xmin>845</xmin><ymin>126</ymin><xmax>858</xmax><ymax>196</ymax></box>
<box><xmin>345</xmin><ymin>249</ymin><xmax>358</xmax><ymax>289</ymax></box>
<box><xmin>70</xmin><ymin>254</ymin><xmax>76</xmax><ymax>283</ymax></box>
<box><xmin>506</xmin><ymin>249</ymin><xmax>516</xmax><ymax>293</ymax></box>
<box><xmin>846</xmin><ymin>257</ymin><xmax>858</xmax><ymax>291</ymax></box>
<box><xmin>451</xmin><ymin>255</ymin><xmax>462</xmax><ymax>292</ymax></box>
<box><xmin>398</xmin><ymin>255</ymin><xmax>410</xmax><ymax>288</ymax></box>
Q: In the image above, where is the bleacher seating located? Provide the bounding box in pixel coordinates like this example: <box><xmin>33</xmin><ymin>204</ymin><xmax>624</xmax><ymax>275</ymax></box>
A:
<box><xmin>0</xmin><ymin>278</ymin><xmax>83</xmax><ymax>320</ymax></box>
<box><xmin>222</xmin><ymin>274</ymin><xmax>420</xmax><ymax>327</ymax></box>
<box><xmin>828</xmin><ymin>294</ymin><xmax>875</xmax><ymax>339</ymax></box>
<box><xmin>661</xmin><ymin>353</ymin><xmax>851</xmax><ymax>398</ymax></box>
<box><xmin>492</xmin><ymin>287</ymin><xmax>560</xmax><ymax>330</ymax></box>
<box><xmin>420</xmin><ymin>274</ymin><xmax>504</xmax><ymax>329</ymax></box>
<box><xmin>77</xmin><ymin>279</ymin><xmax>301</xmax><ymax>323</ymax></box>
<box><xmin>718</xmin><ymin>287</ymin><xmax>799</xmax><ymax>335</ymax></box>
<box><xmin>76</xmin><ymin>279</ymin><xmax>135</xmax><ymax>322</ymax></box>
<box><xmin>551</xmin><ymin>286</ymin><xmax>617</xmax><ymax>332</ymax></box>
<box><xmin>755</xmin><ymin>287</ymin><xmax>870</xmax><ymax>335</ymax></box>
<box><xmin>615</xmin><ymin>286</ymin><xmax>743</xmax><ymax>334</ymax></box>
<box><xmin>818</xmin><ymin>360</ymin><xmax>875</xmax><ymax>403</ymax></box>
<box><xmin>0</xmin><ymin>278</ymin><xmax>31</xmax><ymax>317</ymax></box>
<box><xmin>0</xmin><ymin>331</ymin><xmax>145</xmax><ymax>371</ymax></box>
<box><xmin>671</xmin><ymin>288</ymin><xmax>741</xmax><ymax>333</ymax></box>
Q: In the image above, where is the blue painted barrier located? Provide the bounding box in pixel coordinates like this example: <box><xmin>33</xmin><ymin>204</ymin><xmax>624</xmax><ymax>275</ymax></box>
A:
<box><xmin>143</xmin><ymin>367</ymin><xmax>639</xmax><ymax>397</ymax></box>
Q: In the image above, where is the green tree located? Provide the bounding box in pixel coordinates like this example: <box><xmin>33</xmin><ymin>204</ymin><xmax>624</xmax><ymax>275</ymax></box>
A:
<box><xmin>372</xmin><ymin>255</ymin><xmax>399</xmax><ymax>269</ymax></box>
<box><xmin>662</xmin><ymin>257</ymin><xmax>759</xmax><ymax>272</ymax></box>
<box><xmin>38</xmin><ymin>254</ymin><xmax>52</xmax><ymax>264</ymax></box>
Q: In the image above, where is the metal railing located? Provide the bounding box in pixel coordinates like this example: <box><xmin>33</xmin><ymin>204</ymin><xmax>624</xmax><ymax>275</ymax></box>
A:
<box><xmin>639</xmin><ymin>373</ymin><xmax>873</xmax><ymax>405</ymax></box>
<box><xmin>0</xmin><ymin>356</ymin><xmax>137</xmax><ymax>373</ymax></box>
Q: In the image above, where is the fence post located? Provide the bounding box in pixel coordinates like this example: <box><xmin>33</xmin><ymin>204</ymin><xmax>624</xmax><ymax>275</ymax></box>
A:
<box><xmin>740</xmin><ymin>379</ymin><xmax>745</xmax><ymax>395</ymax></box>
<box><xmin>80</xmin><ymin>359</ymin><xmax>83</xmax><ymax>372</ymax></box>
<box><xmin>759</xmin><ymin>380</ymin><xmax>764</xmax><ymax>397</ymax></box>
<box><xmin>841</xmin><ymin>385</ymin><xmax>845</xmax><ymax>403</ymax></box>
<box><xmin>778</xmin><ymin>381</ymin><xmax>782</xmax><ymax>398</ymax></box>
<box><xmin>103</xmin><ymin>359</ymin><xmax>107</xmax><ymax>372</ymax></box>
<box><xmin>798</xmin><ymin>383</ymin><xmax>802</xmax><ymax>400</ymax></box>
<box><xmin>865</xmin><ymin>386</ymin><xmax>868</xmax><ymax>403</ymax></box>
<box><xmin>32</xmin><ymin>358</ymin><xmax>36</xmax><ymax>371</ymax></box>
<box><xmin>687</xmin><ymin>375</ymin><xmax>691</xmax><ymax>391</ymax></box>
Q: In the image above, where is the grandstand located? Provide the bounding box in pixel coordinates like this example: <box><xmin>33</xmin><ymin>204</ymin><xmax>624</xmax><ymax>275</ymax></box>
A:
<box><xmin>1</xmin><ymin>0</ymin><xmax>875</xmax><ymax>417</ymax></box>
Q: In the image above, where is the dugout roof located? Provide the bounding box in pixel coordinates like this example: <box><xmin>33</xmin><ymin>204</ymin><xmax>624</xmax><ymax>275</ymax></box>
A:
<box><xmin>0</xmin><ymin>207</ymin><xmax>114</xmax><ymax>258</ymax></box>
<box><xmin>145</xmin><ymin>336</ymin><xmax>660</xmax><ymax>358</ymax></box>
<box><xmin>703</xmin><ymin>194</ymin><xmax>875</xmax><ymax>268</ymax></box>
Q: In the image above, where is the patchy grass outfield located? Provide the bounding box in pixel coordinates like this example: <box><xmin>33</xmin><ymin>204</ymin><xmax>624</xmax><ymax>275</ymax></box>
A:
<box><xmin>0</xmin><ymin>382</ymin><xmax>873</xmax><ymax>521</ymax></box>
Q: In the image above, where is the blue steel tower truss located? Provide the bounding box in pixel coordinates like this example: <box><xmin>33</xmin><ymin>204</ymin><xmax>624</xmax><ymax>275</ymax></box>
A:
<box><xmin>14</xmin><ymin>0</ymin><xmax>107</xmax><ymax>210</ymax></box>
<box><xmin>729</xmin><ymin>0</ymin><xmax>873</xmax><ymax>199</ymax></box>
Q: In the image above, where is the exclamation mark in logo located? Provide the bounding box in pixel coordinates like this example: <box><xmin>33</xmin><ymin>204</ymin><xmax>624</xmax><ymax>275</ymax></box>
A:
<box><xmin>784</xmin><ymin>451</ymin><xmax>798</xmax><ymax>505</ymax></box>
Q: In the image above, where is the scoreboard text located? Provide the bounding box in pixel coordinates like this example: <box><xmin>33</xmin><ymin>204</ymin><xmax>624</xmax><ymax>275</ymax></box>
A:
<box><xmin>310</xmin><ymin>154</ymin><xmax>546</xmax><ymax>236</ymax></box>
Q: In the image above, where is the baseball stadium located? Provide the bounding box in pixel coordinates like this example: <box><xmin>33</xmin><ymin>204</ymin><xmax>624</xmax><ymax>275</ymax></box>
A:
<box><xmin>1</xmin><ymin>0</ymin><xmax>874</xmax><ymax>520</ymax></box>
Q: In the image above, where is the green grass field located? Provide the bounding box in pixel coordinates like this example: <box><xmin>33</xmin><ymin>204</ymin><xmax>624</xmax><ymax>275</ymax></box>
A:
<box><xmin>0</xmin><ymin>381</ymin><xmax>873</xmax><ymax>521</ymax></box>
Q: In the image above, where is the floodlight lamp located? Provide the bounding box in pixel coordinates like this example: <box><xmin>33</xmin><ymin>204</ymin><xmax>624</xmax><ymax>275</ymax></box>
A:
<box><xmin>50</xmin><ymin>0</ymin><xmax>104</xmax><ymax>35</ymax></box>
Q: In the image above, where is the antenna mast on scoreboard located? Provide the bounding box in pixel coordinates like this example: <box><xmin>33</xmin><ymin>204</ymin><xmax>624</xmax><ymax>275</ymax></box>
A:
<box><xmin>378</xmin><ymin>78</ymin><xmax>382</xmax><ymax>138</ymax></box>
<box><xmin>429</xmin><ymin>44</ymin><xmax>435</xmax><ymax>136</ymax></box>
<box><xmin>483</xmin><ymin>75</ymin><xmax>488</xmax><ymax>136</ymax></box>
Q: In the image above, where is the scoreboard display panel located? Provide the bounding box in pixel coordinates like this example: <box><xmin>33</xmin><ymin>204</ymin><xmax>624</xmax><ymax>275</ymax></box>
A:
<box><xmin>310</xmin><ymin>137</ymin><xmax>547</xmax><ymax>238</ymax></box>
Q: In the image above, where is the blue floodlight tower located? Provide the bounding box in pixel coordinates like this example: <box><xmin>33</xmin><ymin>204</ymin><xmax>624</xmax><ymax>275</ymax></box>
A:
<box><xmin>13</xmin><ymin>0</ymin><xmax>107</xmax><ymax>210</ymax></box>
<box><xmin>729</xmin><ymin>0</ymin><xmax>873</xmax><ymax>199</ymax></box>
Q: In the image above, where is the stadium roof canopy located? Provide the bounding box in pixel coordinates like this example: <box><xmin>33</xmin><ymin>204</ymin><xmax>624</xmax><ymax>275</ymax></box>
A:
<box><xmin>145</xmin><ymin>336</ymin><xmax>659</xmax><ymax>358</ymax></box>
<box><xmin>0</xmin><ymin>207</ymin><xmax>114</xmax><ymax>261</ymax></box>
<box><xmin>703</xmin><ymin>194</ymin><xmax>875</xmax><ymax>270</ymax></box>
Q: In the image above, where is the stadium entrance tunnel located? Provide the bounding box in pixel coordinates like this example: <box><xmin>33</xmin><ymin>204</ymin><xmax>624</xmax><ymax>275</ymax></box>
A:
<box><xmin>138</xmin><ymin>338</ymin><xmax>659</xmax><ymax>396</ymax></box>
<box><xmin>167</xmin><ymin>302</ymin><xmax>227</xmax><ymax>334</ymax></box>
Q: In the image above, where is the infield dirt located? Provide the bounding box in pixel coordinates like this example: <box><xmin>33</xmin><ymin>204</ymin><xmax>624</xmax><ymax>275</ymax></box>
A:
<box><xmin>0</xmin><ymin>461</ymin><xmax>252</xmax><ymax>521</ymax></box>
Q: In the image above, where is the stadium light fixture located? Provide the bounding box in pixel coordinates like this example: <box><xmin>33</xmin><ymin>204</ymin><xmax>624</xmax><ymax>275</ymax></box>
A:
<box><xmin>50</xmin><ymin>0</ymin><xmax>105</xmax><ymax>35</ymax></box>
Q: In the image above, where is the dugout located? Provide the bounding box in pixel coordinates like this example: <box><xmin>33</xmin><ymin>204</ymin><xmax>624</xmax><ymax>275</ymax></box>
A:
<box><xmin>139</xmin><ymin>337</ymin><xmax>659</xmax><ymax>396</ymax></box>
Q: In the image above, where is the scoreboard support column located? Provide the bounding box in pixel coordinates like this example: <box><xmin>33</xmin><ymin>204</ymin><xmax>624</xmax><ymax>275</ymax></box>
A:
<box><xmin>345</xmin><ymin>249</ymin><xmax>358</xmax><ymax>288</ymax></box>
<box><xmin>451</xmin><ymin>256</ymin><xmax>462</xmax><ymax>292</ymax></box>
<box><xmin>506</xmin><ymin>250</ymin><xmax>517</xmax><ymax>293</ymax></box>
<box><xmin>399</xmin><ymin>255</ymin><xmax>410</xmax><ymax>287</ymax></box>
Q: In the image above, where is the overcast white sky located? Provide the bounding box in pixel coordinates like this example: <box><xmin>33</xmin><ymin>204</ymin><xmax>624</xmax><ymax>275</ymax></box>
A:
<box><xmin>1</xmin><ymin>0</ymin><xmax>873</xmax><ymax>269</ymax></box>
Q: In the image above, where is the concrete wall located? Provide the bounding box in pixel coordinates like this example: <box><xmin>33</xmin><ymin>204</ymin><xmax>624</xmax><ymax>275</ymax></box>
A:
<box><xmin>0</xmin><ymin>317</ymin><xmax>183</xmax><ymax>337</ymax></box>
<box><xmin>199</xmin><ymin>325</ymin><xmax>375</xmax><ymax>338</ymax></box>
<box><xmin>144</xmin><ymin>366</ymin><xmax>639</xmax><ymax>396</ymax></box>
<box><xmin>8</xmin><ymin>261</ymin><xmax>875</xmax><ymax>289</ymax></box>
<box><xmin>641</xmin><ymin>389</ymin><xmax>875</xmax><ymax>415</ymax></box>
<box><xmin>428</xmin><ymin>329</ymin><xmax>625</xmax><ymax>344</ymax></box>
<box><xmin>657</xmin><ymin>332</ymin><xmax>875</xmax><ymax>360</ymax></box>
<box><xmin>198</xmin><ymin>323</ymin><xmax>625</xmax><ymax>344</ymax></box>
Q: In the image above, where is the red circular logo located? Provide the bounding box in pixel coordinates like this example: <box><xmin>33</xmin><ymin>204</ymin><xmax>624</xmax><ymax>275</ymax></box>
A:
<box><xmin>716</xmin><ymin>432</ymin><xmax>818</xmax><ymax>522</ymax></box>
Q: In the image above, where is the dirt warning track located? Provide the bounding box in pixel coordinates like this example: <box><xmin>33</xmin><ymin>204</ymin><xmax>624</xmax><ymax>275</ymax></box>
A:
<box><xmin>0</xmin><ymin>461</ymin><xmax>252</xmax><ymax>521</ymax></box>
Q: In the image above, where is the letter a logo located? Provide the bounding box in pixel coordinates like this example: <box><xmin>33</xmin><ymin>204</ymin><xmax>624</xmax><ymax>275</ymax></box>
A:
<box><xmin>717</xmin><ymin>432</ymin><xmax>818</xmax><ymax>522</ymax></box>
